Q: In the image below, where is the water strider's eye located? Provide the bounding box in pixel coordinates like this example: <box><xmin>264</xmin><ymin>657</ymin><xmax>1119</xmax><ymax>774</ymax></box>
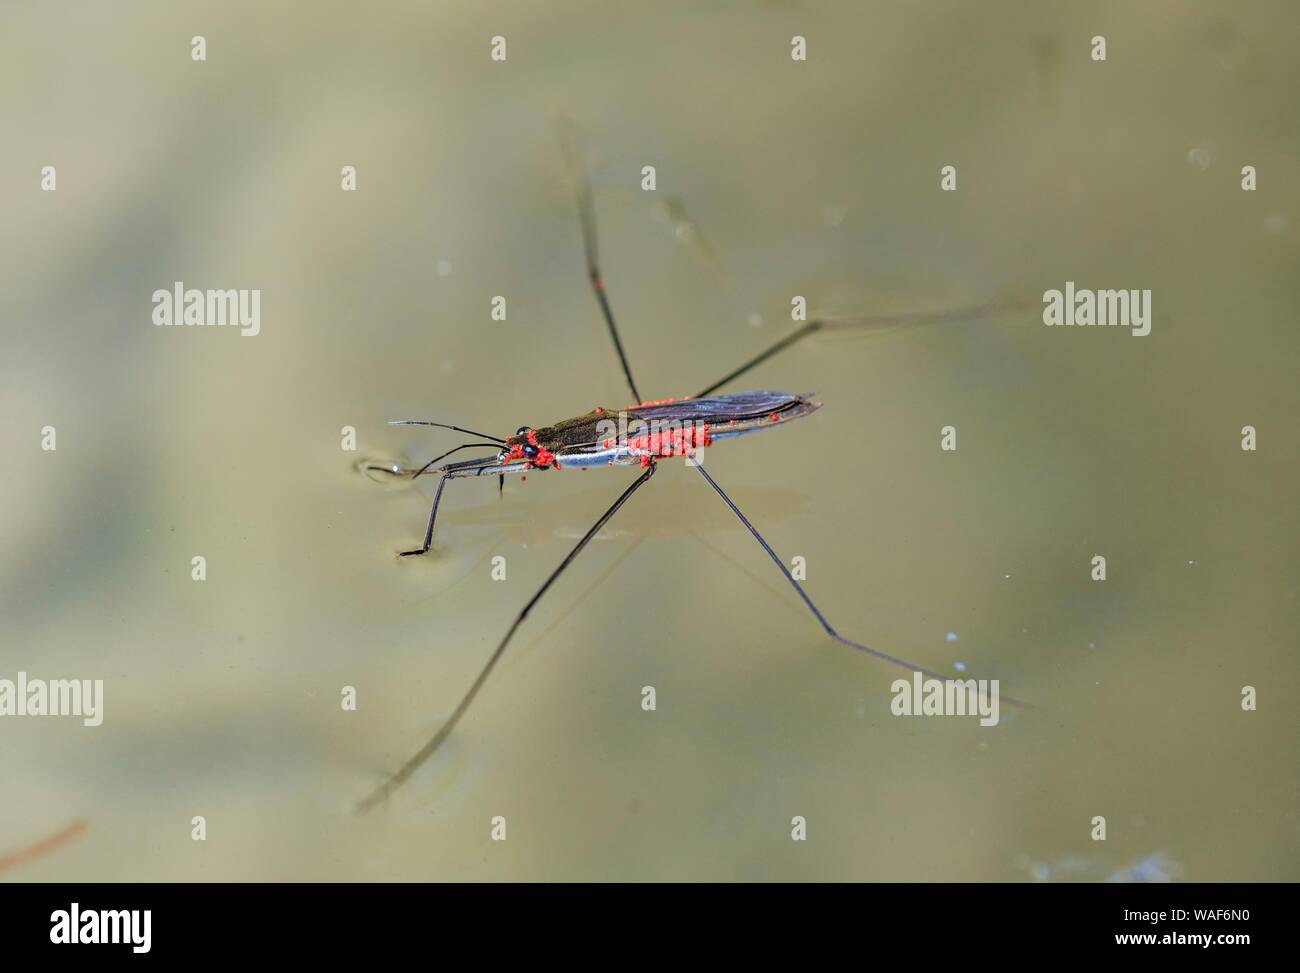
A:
<box><xmin>497</xmin><ymin>449</ymin><xmax>508</xmax><ymax>463</ymax></box>
<box><xmin>516</xmin><ymin>426</ymin><xmax>529</xmax><ymax>436</ymax></box>
<box><xmin>523</xmin><ymin>443</ymin><xmax>539</xmax><ymax>459</ymax></box>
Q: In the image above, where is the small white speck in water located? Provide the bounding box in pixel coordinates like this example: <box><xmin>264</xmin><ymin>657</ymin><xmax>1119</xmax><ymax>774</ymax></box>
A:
<box><xmin>945</xmin><ymin>631</ymin><xmax>958</xmax><ymax>642</ymax></box>
<box><xmin>436</xmin><ymin>259</ymin><xmax>453</xmax><ymax>277</ymax></box>
<box><xmin>1186</xmin><ymin>144</ymin><xmax>1214</xmax><ymax>170</ymax></box>
<box><xmin>746</xmin><ymin>311</ymin><xmax>764</xmax><ymax>328</ymax></box>
<box><xmin>954</xmin><ymin>661</ymin><xmax>967</xmax><ymax>672</ymax></box>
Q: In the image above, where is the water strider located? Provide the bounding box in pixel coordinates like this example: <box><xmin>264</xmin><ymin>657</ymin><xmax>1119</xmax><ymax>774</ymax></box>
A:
<box><xmin>355</xmin><ymin>134</ymin><xmax>1031</xmax><ymax>814</ymax></box>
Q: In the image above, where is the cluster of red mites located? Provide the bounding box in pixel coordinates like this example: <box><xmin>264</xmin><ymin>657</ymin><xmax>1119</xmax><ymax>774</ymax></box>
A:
<box><xmin>625</xmin><ymin>423</ymin><xmax>712</xmax><ymax>459</ymax></box>
<box><xmin>506</xmin><ymin>429</ymin><xmax>559</xmax><ymax>469</ymax></box>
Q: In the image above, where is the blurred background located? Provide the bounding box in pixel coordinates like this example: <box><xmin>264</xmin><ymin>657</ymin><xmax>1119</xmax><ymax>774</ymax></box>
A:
<box><xmin>1</xmin><ymin>0</ymin><xmax>1296</xmax><ymax>881</ymax></box>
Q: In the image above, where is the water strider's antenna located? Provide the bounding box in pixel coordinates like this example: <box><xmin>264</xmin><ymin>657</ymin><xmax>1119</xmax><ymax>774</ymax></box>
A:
<box><xmin>389</xmin><ymin>420</ymin><xmax>506</xmax><ymax>444</ymax></box>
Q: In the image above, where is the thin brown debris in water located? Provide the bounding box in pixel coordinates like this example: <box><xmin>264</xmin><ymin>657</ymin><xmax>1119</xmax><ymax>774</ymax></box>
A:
<box><xmin>0</xmin><ymin>818</ymin><xmax>88</xmax><ymax>873</ymax></box>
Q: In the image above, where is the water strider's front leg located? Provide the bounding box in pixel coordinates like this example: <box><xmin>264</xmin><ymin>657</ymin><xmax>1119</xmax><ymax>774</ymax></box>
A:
<box><xmin>367</xmin><ymin>440</ymin><xmax>505</xmax><ymax>482</ymax></box>
<box><xmin>398</xmin><ymin>470</ymin><xmax>453</xmax><ymax>557</ymax></box>
<box><xmin>396</xmin><ymin>457</ymin><xmax>533</xmax><ymax>557</ymax></box>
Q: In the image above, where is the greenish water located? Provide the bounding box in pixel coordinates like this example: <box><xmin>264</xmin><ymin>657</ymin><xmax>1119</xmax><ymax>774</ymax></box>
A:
<box><xmin>1</xmin><ymin>0</ymin><xmax>1296</xmax><ymax>880</ymax></box>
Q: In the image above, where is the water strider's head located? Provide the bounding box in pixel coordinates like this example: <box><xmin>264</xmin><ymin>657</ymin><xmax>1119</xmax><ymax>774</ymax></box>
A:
<box><xmin>498</xmin><ymin>425</ymin><xmax>558</xmax><ymax>470</ymax></box>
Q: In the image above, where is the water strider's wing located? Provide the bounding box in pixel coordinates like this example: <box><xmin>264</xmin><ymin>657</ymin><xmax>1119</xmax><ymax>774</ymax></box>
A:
<box><xmin>626</xmin><ymin>391</ymin><xmax>804</xmax><ymax>424</ymax></box>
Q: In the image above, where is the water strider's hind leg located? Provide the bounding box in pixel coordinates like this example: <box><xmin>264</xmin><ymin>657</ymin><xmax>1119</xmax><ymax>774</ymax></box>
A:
<box><xmin>694</xmin><ymin>300</ymin><xmax>1032</xmax><ymax>398</ymax></box>
<box><xmin>695</xmin><ymin>320</ymin><xmax>824</xmax><ymax>397</ymax></box>
<box><xmin>690</xmin><ymin>462</ymin><xmax>1032</xmax><ymax>709</ymax></box>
